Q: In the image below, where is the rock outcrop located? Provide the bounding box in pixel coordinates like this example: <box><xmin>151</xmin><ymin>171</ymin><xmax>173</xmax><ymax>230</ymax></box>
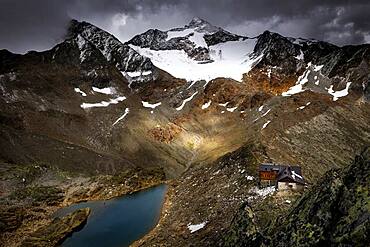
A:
<box><xmin>222</xmin><ymin>202</ymin><xmax>264</xmax><ymax>247</ymax></box>
<box><xmin>68</xmin><ymin>19</ymin><xmax>153</xmax><ymax>72</ymax></box>
<box><xmin>267</xmin><ymin>147</ymin><xmax>370</xmax><ymax>247</ymax></box>
<box><xmin>22</xmin><ymin>208</ymin><xmax>91</xmax><ymax>247</ymax></box>
<box><xmin>223</xmin><ymin>148</ymin><xmax>370</xmax><ymax>247</ymax></box>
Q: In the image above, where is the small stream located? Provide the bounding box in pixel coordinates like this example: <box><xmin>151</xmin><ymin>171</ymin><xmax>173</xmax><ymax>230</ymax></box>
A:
<box><xmin>54</xmin><ymin>184</ymin><xmax>167</xmax><ymax>247</ymax></box>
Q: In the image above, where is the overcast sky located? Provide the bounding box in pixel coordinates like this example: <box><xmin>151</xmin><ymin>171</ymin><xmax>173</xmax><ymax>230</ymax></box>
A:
<box><xmin>1</xmin><ymin>0</ymin><xmax>369</xmax><ymax>53</ymax></box>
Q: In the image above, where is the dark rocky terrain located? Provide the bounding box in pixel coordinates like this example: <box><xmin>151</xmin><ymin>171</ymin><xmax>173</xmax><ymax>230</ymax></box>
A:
<box><xmin>22</xmin><ymin>208</ymin><xmax>91</xmax><ymax>247</ymax></box>
<box><xmin>222</xmin><ymin>147</ymin><xmax>370</xmax><ymax>247</ymax></box>
<box><xmin>0</xmin><ymin>17</ymin><xmax>369</xmax><ymax>246</ymax></box>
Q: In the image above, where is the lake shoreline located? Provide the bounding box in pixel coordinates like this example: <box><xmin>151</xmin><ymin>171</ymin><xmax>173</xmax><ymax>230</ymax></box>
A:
<box><xmin>131</xmin><ymin>180</ymin><xmax>175</xmax><ymax>247</ymax></box>
<box><xmin>0</xmin><ymin>166</ymin><xmax>166</xmax><ymax>247</ymax></box>
<box><xmin>57</xmin><ymin>184</ymin><xmax>168</xmax><ymax>247</ymax></box>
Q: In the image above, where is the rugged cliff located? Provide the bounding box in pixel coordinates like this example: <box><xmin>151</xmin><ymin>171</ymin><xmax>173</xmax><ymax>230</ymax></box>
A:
<box><xmin>223</xmin><ymin>148</ymin><xmax>370</xmax><ymax>247</ymax></box>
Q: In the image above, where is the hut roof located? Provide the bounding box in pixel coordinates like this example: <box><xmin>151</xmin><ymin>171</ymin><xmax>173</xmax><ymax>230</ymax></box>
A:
<box><xmin>276</xmin><ymin>166</ymin><xmax>305</xmax><ymax>184</ymax></box>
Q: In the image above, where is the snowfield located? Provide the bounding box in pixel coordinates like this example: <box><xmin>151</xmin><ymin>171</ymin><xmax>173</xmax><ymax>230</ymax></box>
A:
<box><xmin>129</xmin><ymin>38</ymin><xmax>262</xmax><ymax>82</ymax></box>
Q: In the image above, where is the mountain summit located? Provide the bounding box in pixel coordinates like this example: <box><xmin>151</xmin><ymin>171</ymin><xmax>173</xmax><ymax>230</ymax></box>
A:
<box><xmin>185</xmin><ymin>17</ymin><xmax>221</xmax><ymax>33</ymax></box>
<box><xmin>67</xmin><ymin>19</ymin><xmax>153</xmax><ymax>73</ymax></box>
<box><xmin>127</xmin><ymin>17</ymin><xmax>256</xmax><ymax>81</ymax></box>
<box><xmin>127</xmin><ymin>17</ymin><xmax>370</xmax><ymax>103</ymax></box>
<box><xmin>188</xmin><ymin>17</ymin><xmax>209</xmax><ymax>27</ymax></box>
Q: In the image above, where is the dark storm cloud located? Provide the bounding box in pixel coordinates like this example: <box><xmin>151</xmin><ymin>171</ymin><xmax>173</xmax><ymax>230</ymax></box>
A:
<box><xmin>0</xmin><ymin>0</ymin><xmax>369</xmax><ymax>53</ymax></box>
<box><xmin>0</xmin><ymin>0</ymin><xmax>70</xmax><ymax>53</ymax></box>
<box><xmin>0</xmin><ymin>0</ymin><xmax>145</xmax><ymax>53</ymax></box>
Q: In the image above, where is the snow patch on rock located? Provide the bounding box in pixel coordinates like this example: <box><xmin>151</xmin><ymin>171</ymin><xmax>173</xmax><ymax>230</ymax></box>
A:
<box><xmin>297</xmin><ymin>102</ymin><xmax>311</xmax><ymax>110</ymax></box>
<box><xmin>313</xmin><ymin>65</ymin><xmax>324</xmax><ymax>71</ymax></box>
<box><xmin>74</xmin><ymin>88</ymin><xmax>87</xmax><ymax>97</ymax></box>
<box><xmin>126</xmin><ymin>71</ymin><xmax>152</xmax><ymax>77</ymax></box>
<box><xmin>226</xmin><ymin>106</ymin><xmax>238</xmax><ymax>112</ymax></box>
<box><xmin>218</xmin><ymin>102</ymin><xmax>229</xmax><ymax>107</ymax></box>
<box><xmin>142</xmin><ymin>101</ymin><xmax>162</xmax><ymax>109</ymax></box>
<box><xmin>282</xmin><ymin>63</ymin><xmax>312</xmax><ymax>96</ymax></box>
<box><xmin>249</xmin><ymin>186</ymin><xmax>275</xmax><ymax>197</ymax></box>
<box><xmin>76</xmin><ymin>34</ymin><xmax>90</xmax><ymax>62</ymax></box>
<box><xmin>92</xmin><ymin>87</ymin><xmax>115</xmax><ymax>95</ymax></box>
<box><xmin>261</xmin><ymin>109</ymin><xmax>271</xmax><ymax>118</ymax></box>
<box><xmin>187</xmin><ymin>222</ymin><xmax>207</xmax><ymax>233</ymax></box>
<box><xmin>176</xmin><ymin>91</ymin><xmax>198</xmax><ymax>111</ymax></box>
<box><xmin>201</xmin><ymin>100</ymin><xmax>212</xmax><ymax>109</ymax></box>
<box><xmin>262</xmin><ymin>120</ymin><xmax>271</xmax><ymax>129</ymax></box>
<box><xmin>112</xmin><ymin>108</ymin><xmax>129</xmax><ymax>126</ymax></box>
<box><xmin>328</xmin><ymin>81</ymin><xmax>352</xmax><ymax>101</ymax></box>
<box><xmin>80</xmin><ymin>96</ymin><xmax>126</xmax><ymax>109</ymax></box>
<box><xmin>294</xmin><ymin>50</ymin><xmax>304</xmax><ymax>60</ymax></box>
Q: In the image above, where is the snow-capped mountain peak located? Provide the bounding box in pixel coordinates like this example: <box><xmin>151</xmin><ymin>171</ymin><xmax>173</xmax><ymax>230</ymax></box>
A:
<box><xmin>67</xmin><ymin>19</ymin><xmax>153</xmax><ymax>73</ymax></box>
<box><xmin>183</xmin><ymin>17</ymin><xmax>221</xmax><ymax>34</ymax></box>
<box><xmin>188</xmin><ymin>17</ymin><xmax>208</xmax><ymax>27</ymax></box>
<box><xmin>127</xmin><ymin>17</ymin><xmax>257</xmax><ymax>82</ymax></box>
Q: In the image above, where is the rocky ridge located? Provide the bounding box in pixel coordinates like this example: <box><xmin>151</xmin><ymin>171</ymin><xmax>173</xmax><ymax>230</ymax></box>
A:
<box><xmin>68</xmin><ymin>19</ymin><xmax>153</xmax><ymax>73</ymax></box>
<box><xmin>128</xmin><ymin>17</ymin><xmax>245</xmax><ymax>62</ymax></box>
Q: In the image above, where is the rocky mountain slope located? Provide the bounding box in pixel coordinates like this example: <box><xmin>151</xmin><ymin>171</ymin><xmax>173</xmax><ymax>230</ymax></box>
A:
<box><xmin>133</xmin><ymin>145</ymin><xmax>370</xmax><ymax>247</ymax></box>
<box><xmin>222</xmin><ymin>147</ymin><xmax>369</xmax><ymax>247</ymax></box>
<box><xmin>0</xmin><ymin>17</ymin><xmax>369</xmax><ymax>246</ymax></box>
